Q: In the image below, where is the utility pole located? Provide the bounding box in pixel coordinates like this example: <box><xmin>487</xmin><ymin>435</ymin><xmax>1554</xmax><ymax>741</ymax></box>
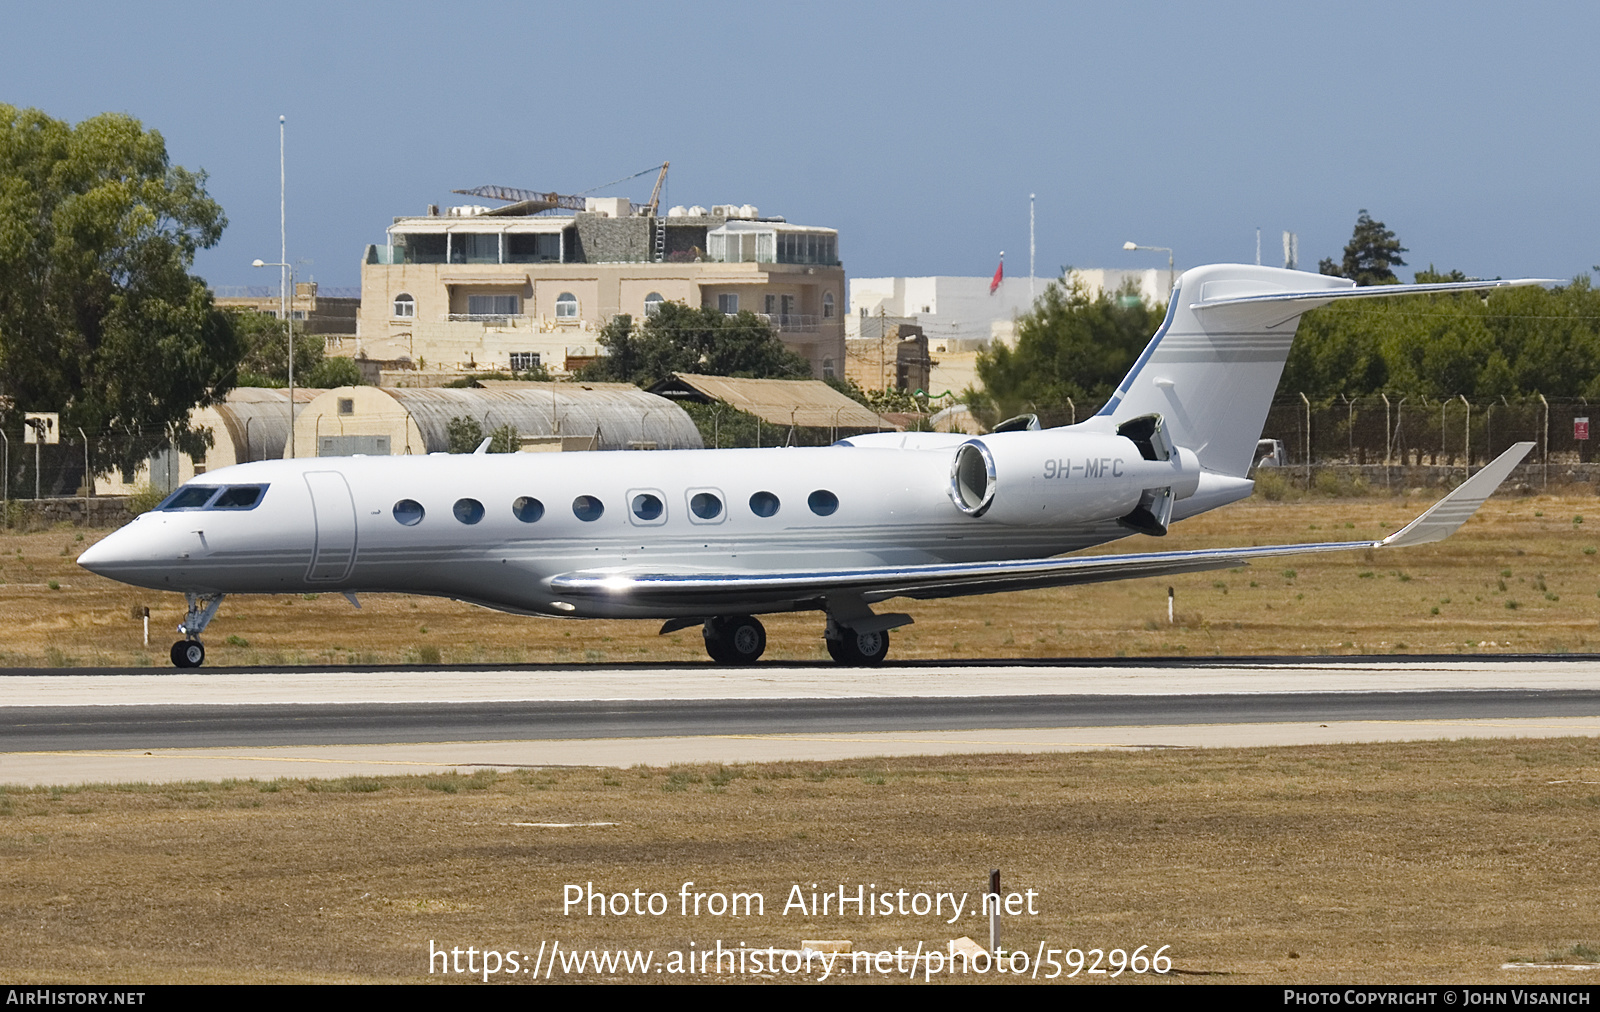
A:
<box><xmin>281</xmin><ymin>115</ymin><xmax>294</xmax><ymax>457</ymax></box>
<box><xmin>1029</xmin><ymin>194</ymin><xmax>1036</xmax><ymax>303</ymax></box>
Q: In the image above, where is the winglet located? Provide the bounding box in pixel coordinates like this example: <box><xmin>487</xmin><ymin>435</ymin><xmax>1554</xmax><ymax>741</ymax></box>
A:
<box><xmin>1379</xmin><ymin>442</ymin><xmax>1533</xmax><ymax>549</ymax></box>
<box><xmin>473</xmin><ymin>437</ymin><xmax>492</xmax><ymax>455</ymax></box>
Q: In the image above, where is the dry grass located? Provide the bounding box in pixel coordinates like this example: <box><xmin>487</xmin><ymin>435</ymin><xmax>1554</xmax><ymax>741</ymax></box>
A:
<box><xmin>2</xmin><ymin>740</ymin><xmax>1599</xmax><ymax>983</ymax></box>
<box><xmin>3</xmin><ymin>489</ymin><xmax>1598</xmax><ymax>666</ymax></box>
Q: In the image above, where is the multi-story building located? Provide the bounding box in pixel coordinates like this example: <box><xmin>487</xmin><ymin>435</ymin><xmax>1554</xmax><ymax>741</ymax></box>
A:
<box><xmin>354</xmin><ymin>198</ymin><xmax>846</xmax><ymax>379</ymax></box>
<box><xmin>212</xmin><ymin>282</ymin><xmax>360</xmax><ymax>348</ymax></box>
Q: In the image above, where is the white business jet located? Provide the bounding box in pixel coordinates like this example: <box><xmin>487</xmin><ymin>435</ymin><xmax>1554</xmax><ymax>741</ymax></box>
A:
<box><xmin>79</xmin><ymin>264</ymin><xmax>1542</xmax><ymax>668</ymax></box>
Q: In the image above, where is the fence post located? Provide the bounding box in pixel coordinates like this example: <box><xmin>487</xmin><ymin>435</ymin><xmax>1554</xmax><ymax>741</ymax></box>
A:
<box><xmin>1539</xmin><ymin>393</ymin><xmax>1549</xmax><ymax>489</ymax></box>
<box><xmin>1300</xmin><ymin>392</ymin><xmax>1311</xmax><ymax>488</ymax></box>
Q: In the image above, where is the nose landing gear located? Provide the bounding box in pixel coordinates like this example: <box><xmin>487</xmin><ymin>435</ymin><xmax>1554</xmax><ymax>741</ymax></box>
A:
<box><xmin>170</xmin><ymin>592</ymin><xmax>226</xmax><ymax>668</ymax></box>
<box><xmin>170</xmin><ymin>640</ymin><xmax>206</xmax><ymax>668</ymax></box>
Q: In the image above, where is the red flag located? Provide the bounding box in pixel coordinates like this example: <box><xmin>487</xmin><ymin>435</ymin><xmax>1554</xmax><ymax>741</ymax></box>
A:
<box><xmin>990</xmin><ymin>255</ymin><xmax>1004</xmax><ymax>295</ymax></box>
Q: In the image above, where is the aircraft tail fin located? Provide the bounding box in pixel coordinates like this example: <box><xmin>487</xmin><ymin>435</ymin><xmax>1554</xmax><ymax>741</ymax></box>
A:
<box><xmin>1094</xmin><ymin>265</ymin><xmax>1551</xmax><ymax>478</ymax></box>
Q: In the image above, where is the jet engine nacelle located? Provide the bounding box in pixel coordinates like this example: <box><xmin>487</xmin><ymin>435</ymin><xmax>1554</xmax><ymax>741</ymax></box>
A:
<box><xmin>948</xmin><ymin>424</ymin><xmax>1201</xmax><ymax>532</ymax></box>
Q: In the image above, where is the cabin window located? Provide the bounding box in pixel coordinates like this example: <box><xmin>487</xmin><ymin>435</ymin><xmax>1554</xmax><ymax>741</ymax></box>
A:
<box><xmin>393</xmin><ymin>499</ymin><xmax>425</xmax><ymax>526</ymax></box>
<box><xmin>749</xmin><ymin>491</ymin><xmax>780</xmax><ymax>517</ymax></box>
<box><xmin>453</xmin><ymin>498</ymin><xmax>485</xmax><ymax>524</ymax></box>
<box><xmin>572</xmin><ymin>495</ymin><xmax>605</xmax><ymax>521</ymax></box>
<box><xmin>512</xmin><ymin>496</ymin><xmax>544</xmax><ymax>523</ymax></box>
<box><xmin>689</xmin><ymin>491</ymin><xmax>724</xmax><ymax>522</ymax></box>
<box><xmin>631</xmin><ymin>492</ymin><xmax>665</xmax><ymax>522</ymax></box>
<box><xmin>807</xmin><ymin>489</ymin><xmax>839</xmax><ymax>516</ymax></box>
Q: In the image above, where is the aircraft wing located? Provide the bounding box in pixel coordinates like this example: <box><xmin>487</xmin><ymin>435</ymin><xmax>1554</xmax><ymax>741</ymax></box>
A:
<box><xmin>548</xmin><ymin>442</ymin><xmax>1532</xmax><ymax>611</ymax></box>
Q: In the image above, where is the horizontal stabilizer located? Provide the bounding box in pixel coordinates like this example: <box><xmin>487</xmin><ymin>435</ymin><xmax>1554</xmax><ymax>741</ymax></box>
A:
<box><xmin>550</xmin><ymin>443</ymin><xmax>1529</xmax><ymax>610</ymax></box>
<box><xmin>1192</xmin><ymin>277</ymin><xmax>1555</xmax><ymax>312</ymax></box>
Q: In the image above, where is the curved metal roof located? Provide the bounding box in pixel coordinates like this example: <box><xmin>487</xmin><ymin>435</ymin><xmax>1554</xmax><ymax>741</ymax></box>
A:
<box><xmin>381</xmin><ymin>384</ymin><xmax>702</xmax><ymax>451</ymax></box>
<box><xmin>212</xmin><ymin>388</ymin><xmax>324</xmax><ymax>463</ymax></box>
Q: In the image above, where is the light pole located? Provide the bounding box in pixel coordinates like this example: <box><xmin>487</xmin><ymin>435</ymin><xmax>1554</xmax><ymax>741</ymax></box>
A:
<box><xmin>252</xmin><ymin>258</ymin><xmax>295</xmax><ymax>456</ymax></box>
<box><xmin>1123</xmin><ymin>240</ymin><xmax>1175</xmax><ymax>295</ymax></box>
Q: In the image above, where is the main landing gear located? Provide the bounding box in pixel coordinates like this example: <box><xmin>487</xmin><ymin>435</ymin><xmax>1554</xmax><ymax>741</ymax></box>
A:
<box><xmin>824</xmin><ymin>618</ymin><xmax>891</xmax><ymax>666</ymax></box>
<box><xmin>689</xmin><ymin>610</ymin><xmax>903</xmax><ymax>666</ymax></box>
<box><xmin>170</xmin><ymin>592</ymin><xmax>225</xmax><ymax>668</ymax></box>
<box><xmin>702</xmin><ymin>615</ymin><xmax>767</xmax><ymax>665</ymax></box>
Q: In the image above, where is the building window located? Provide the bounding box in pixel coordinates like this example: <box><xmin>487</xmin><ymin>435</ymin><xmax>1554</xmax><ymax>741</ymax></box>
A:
<box><xmin>510</xmin><ymin>352</ymin><xmax>540</xmax><ymax>372</ymax></box>
<box><xmin>717</xmin><ymin>293</ymin><xmax>739</xmax><ymax>315</ymax></box>
<box><xmin>822</xmin><ymin>357</ymin><xmax>835</xmax><ymax>380</ymax></box>
<box><xmin>467</xmin><ymin>294</ymin><xmax>519</xmax><ymax>317</ymax></box>
<box><xmin>337</xmin><ymin>398</ymin><xmax>354</xmax><ymax>415</ymax></box>
<box><xmin>393</xmin><ymin>293</ymin><xmax>415</xmax><ymax>318</ymax></box>
<box><xmin>556</xmin><ymin>293</ymin><xmax>578</xmax><ymax>320</ymax></box>
<box><xmin>823</xmin><ymin>292</ymin><xmax>835</xmax><ymax>319</ymax></box>
<box><xmin>644</xmin><ymin>292</ymin><xmax>664</xmax><ymax>317</ymax></box>
<box><xmin>764</xmin><ymin>294</ymin><xmax>777</xmax><ymax>314</ymax></box>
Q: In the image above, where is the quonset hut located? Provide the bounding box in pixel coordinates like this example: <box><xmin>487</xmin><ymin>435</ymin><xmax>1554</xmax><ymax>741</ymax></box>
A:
<box><xmin>96</xmin><ymin>387</ymin><xmax>325</xmax><ymax>495</ymax></box>
<box><xmin>289</xmin><ymin>382</ymin><xmax>703</xmax><ymax>457</ymax></box>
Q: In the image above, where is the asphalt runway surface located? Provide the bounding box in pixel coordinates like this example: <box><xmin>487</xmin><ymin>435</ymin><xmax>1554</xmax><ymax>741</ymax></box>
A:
<box><xmin>3</xmin><ymin>655</ymin><xmax>1598</xmax><ymax>785</ymax></box>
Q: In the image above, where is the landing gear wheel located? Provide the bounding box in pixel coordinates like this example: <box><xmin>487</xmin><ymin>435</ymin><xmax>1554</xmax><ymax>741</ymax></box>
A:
<box><xmin>703</xmin><ymin>615</ymin><xmax>766</xmax><ymax>665</ymax></box>
<box><xmin>826</xmin><ymin>627</ymin><xmax>890</xmax><ymax>666</ymax></box>
<box><xmin>170</xmin><ymin>640</ymin><xmax>205</xmax><ymax>668</ymax></box>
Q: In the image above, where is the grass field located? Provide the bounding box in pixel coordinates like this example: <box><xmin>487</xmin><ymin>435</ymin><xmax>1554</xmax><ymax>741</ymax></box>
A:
<box><xmin>2</xmin><ymin>740</ymin><xmax>1598</xmax><ymax>983</ymax></box>
<box><xmin>2</xmin><ymin>488</ymin><xmax>1596</xmax><ymax>667</ymax></box>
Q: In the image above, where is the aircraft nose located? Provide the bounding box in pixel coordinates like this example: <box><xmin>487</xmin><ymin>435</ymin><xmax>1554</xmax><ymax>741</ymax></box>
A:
<box><xmin>77</xmin><ymin>525</ymin><xmax>155</xmax><ymax>579</ymax></box>
<box><xmin>76</xmin><ymin>531</ymin><xmax>127</xmax><ymax>576</ymax></box>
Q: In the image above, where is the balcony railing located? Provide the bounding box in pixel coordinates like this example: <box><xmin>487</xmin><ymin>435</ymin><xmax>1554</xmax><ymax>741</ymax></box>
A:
<box><xmin>445</xmin><ymin>314</ymin><xmax>531</xmax><ymax>325</ymax></box>
<box><xmin>756</xmin><ymin>313</ymin><xmax>821</xmax><ymax>333</ymax></box>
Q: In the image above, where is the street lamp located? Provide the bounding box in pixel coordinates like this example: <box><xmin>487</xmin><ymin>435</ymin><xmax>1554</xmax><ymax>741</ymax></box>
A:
<box><xmin>252</xmin><ymin>258</ymin><xmax>296</xmax><ymax>456</ymax></box>
<box><xmin>1123</xmin><ymin>240</ymin><xmax>1175</xmax><ymax>295</ymax></box>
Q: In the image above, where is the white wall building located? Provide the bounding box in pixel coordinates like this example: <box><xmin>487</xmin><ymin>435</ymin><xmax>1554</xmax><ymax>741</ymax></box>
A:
<box><xmin>847</xmin><ymin>268</ymin><xmax>1172</xmax><ymax>349</ymax></box>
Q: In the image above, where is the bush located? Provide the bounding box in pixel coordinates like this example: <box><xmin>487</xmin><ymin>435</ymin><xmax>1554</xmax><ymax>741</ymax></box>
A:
<box><xmin>127</xmin><ymin>485</ymin><xmax>169</xmax><ymax>515</ymax></box>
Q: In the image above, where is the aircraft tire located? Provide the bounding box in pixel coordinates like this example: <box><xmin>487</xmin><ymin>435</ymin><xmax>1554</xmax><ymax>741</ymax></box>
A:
<box><xmin>170</xmin><ymin>640</ymin><xmax>205</xmax><ymax>668</ymax></box>
<box><xmin>826</xmin><ymin>627</ymin><xmax>889</xmax><ymax>666</ymax></box>
<box><xmin>704</xmin><ymin>615</ymin><xmax>765</xmax><ymax>664</ymax></box>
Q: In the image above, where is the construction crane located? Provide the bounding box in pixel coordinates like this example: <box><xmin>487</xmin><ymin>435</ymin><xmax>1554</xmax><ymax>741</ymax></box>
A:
<box><xmin>453</xmin><ymin>162</ymin><xmax>669</xmax><ymax>217</ymax></box>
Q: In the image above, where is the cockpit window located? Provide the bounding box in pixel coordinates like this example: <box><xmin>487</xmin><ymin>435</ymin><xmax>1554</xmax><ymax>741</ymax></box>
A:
<box><xmin>158</xmin><ymin>484</ymin><xmax>269</xmax><ymax>511</ymax></box>
<box><xmin>211</xmin><ymin>485</ymin><xmax>267</xmax><ymax>510</ymax></box>
<box><xmin>158</xmin><ymin>485</ymin><xmax>221</xmax><ymax>510</ymax></box>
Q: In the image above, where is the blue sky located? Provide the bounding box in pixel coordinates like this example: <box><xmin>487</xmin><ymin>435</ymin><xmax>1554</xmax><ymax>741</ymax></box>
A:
<box><xmin>4</xmin><ymin>1</ymin><xmax>1595</xmax><ymax>289</ymax></box>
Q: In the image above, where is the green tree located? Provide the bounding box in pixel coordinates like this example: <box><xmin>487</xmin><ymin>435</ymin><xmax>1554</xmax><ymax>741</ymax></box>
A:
<box><xmin>0</xmin><ymin>106</ymin><xmax>240</xmax><ymax>477</ymax></box>
<box><xmin>444</xmin><ymin>415</ymin><xmax>518</xmax><ymax>453</ymax></box>
<box><xmin>228</xmin><ymin>308</ymin><xmax>325</xmax><ymax>387</ymax></box>
<box><xmin>1318</xmin><ymin>209</ymin><xmax>1408</xmax><ymax>286</ymax></box>
<box><xmin>971</xmin><ymin>276</ymin><xmax>1166</xmax><ymax>422</ymax></box>
<box><xmin>303</xmin><ymin>355</ymin><xmax>364</xmax><ymax>388</ymax></box>
<box><xmin>1280</xmin><ymin>272</ymin><xmax>1600</xmax><ymax>400</ymax></box>
<box><xmin>582</xmin><ymin>302</ymin><xmax>812</xmax><ymax>385</ymax></box>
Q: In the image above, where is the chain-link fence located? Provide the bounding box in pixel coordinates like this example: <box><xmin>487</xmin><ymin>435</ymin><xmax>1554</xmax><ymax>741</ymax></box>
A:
<box><xmin>1259</xmin><ymin>395</ymin><xmax>1595</xmax><ymax>488</ymax></box>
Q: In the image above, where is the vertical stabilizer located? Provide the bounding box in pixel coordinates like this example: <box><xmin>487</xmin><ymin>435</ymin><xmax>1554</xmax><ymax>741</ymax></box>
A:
<box><xmin>1095</xmin><ymin>265</ymin><xmax>1353</xmax><ymax>477</ymax></box>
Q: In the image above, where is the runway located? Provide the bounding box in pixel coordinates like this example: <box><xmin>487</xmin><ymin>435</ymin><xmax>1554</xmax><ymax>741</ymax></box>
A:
<box><xmin>2</xmin><ymin>655</ymin><xmax>1598</xmax><ymax>786</ymax></box>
